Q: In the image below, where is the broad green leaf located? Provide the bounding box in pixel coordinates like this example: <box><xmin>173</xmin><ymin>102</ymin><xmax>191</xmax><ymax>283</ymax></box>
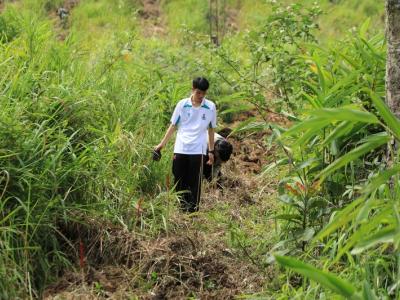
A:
<box><xmin>275</xmin><ymin>255</ymin><xmax>358</xmax><ymax>299</ymax></box>
<box><xmin>359</xmin><ymin>18</ymin><xmax>371</xmax><ymax>39</ymax></box>
<box><xmin>351</xmin><ymin>226</ymin><xmax>396</xmax><ymax>255</ymax></box>
<box><xmin>282</xmin><ymin>117</ymin><xmax>330</xmax><ymax>137</ymax></box>
<box><xmin>296</xmin><ymin>157</ymin><xmax>321</xmax><ymax>170</ymax></box>
<box><xmin>316</xmin><ymin>62</ymin><xmax>327</xmax><ymax>95</ymax></box>
<box><xmin>315</xmin><ymin>197</ymin><xmax>364</xmax><ymax>240</ymax></box>
<box><xmin>335</xmin><ymin>206</ymin><xmax>390</xmax><ymax>261</ymax></box>
<box><xmin>301</xmin><ymin>82</ymin><xmax>323</xmax><ymax>108</ymax></box>
<box><xmin>218</xmin><ymin>92</ymin><xmax>246</xmax><ymax>104</ymax></box>
<box><xmin>308</xmin><ymin>198</ymin><xmax>328</xmax><ymax>210</ymax></box>
<box><xmin>364</xmin><ymin>165</ymin><xmax>400</xmax><ymax>196</ymax></box>
<box><xmin>293</xmin><ymin>127</ymin><xmax>322</xmax><ymax>147</ymax></box>
<box><xmin>231</xmin><ymin>117</ymin><xmax>257</xmax><ymax>134</ymax></box>
<box><xmin>220</xmin><ymin>104</ymin><xmax>254</xmax><ymax>115</ymax></box>
<box><xmin>362</xmin><ymin>280</ymin><xmax>378</xmax><ymax>300</ymax></box>
<box><xmin>360</xmin><ymin>38</ymin><xmax>385</xmax><ymax>61</ymax></box>
<box><xmin>262</xmin><ymin>158</ymin><xmax>289</xmax><ymax>175</ymax></box>
<box><xmin>322</xmin><ymin>121</ymin><xmax>354</xmax><ymax>146</ymax></box>
<box><xmin>233</xmin><ymin>120</ymin><xmax>269</xmax><ymax>133</ymax></box>
<box><xmin>308</xmin><ymin>108</ymin><xmax>379</xmax><ymax>124</ymax></box>
<box><xmin>277</xmin><ymin>194</ymin><xmax>294</xmax><ymax>205</ymax></box>
<box><xmin>302</xmin><ymin>92</ymin><xmax>322</xmax><ymax>109</ymax></box>
<box><xmin>317</xmin><ymin>132</ymin><xmax>390</xmax><ymax>180</ymax></box>
<box><xmin>299</xmin><ymin>227</ymin><xmax>315</xmax><ymax>241</ymax></box>
<box><xmin>368</xmin><ymin>89</ymin><xmax>400</xmax><ymax>140</ymax></box>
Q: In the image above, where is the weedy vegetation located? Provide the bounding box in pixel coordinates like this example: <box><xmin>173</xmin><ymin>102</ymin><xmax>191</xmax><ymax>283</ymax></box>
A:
<box><xmin>0</xmin><ymin>0</ymin><xmax>396</xmax><ymax>299</ymax></box>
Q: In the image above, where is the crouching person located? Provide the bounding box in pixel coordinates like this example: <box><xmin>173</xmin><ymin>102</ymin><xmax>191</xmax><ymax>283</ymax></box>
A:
<box><xmin>203</xmin><ymin>132</ymin><xmax>233</xmax><ymax>184</ymax></box>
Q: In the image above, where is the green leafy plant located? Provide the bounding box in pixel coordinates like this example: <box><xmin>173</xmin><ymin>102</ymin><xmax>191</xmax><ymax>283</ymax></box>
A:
<box><xmin>273</xmin><ymin>25</ymin><xmax>400</xmax><ymax>298</ymax></box>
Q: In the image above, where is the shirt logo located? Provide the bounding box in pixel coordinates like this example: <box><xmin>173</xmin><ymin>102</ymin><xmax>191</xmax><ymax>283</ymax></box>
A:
<box><xmin>202</xmin><ymin>113</ymin><xmax>206</xmax><ymax>120</ymax></box>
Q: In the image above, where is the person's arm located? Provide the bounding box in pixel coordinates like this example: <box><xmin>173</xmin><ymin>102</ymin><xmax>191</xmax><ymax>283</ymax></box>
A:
<box><xmin>206</xmin><ymin>127</ymin><xmax>215</xmax><ymax>165</ymax></box>
<box><xmin>155</xmin><ymin>101</ymin><xmax>182</xmax><ymax>151</ymax></box>
<box><xmin>155</xmin><ymin>124</ymin><xmax>176</xmax><ymax>151</ymax></box>
<box><xmin>207</xmin><ymin>102</ymin><xmax>217</xmax><ymax>165</ymax></box>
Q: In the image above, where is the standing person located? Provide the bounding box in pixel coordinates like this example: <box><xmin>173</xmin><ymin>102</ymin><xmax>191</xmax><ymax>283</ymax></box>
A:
<box><xmin>155</xmin><ymin>77</ymin><xmax>217</xmax><ymax>212</ymax></box>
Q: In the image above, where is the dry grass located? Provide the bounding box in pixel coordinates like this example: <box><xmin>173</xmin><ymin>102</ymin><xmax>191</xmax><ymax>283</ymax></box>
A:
<box><xmin>45</xmin><ymin>221</ymin><xmax>265</xmax><ymax>299</ymax></box>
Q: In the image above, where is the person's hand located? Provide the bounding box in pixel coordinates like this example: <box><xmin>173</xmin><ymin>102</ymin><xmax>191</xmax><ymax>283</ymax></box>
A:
<box><xmin>206</xmin><ymin>153</ymin><xmax>214</xmax><ymax>165</ymax></box>
<box><xmin>153</xmin><ymin>143</ymin><xmax>164</xmax><ymax>161</ymax></box>
<box><xmin>154</xmin><ymin>143</ymin><xmax>163</xmax><ymax>151</ymax></box>
<box><xmin>153</xmin><ymin>144</ymin><xmax>163</xmax><ymax>161</ymax></box>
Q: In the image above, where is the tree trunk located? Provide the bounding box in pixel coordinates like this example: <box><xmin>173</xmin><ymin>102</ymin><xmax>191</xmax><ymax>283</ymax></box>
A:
<box><xmin>386</xmin><ymin>0</ymin><xmax>400</xmax><ymax>117</ymax></box>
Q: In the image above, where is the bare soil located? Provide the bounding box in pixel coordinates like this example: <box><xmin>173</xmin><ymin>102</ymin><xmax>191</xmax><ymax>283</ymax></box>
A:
<box><xmin>44</xmin><ymin>218</ymin><xmax>265</xmax><ymax>299</ymax></box>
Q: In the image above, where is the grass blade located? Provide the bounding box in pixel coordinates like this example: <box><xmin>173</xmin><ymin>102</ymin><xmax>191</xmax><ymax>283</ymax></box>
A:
<box><xmin>317</xmin><ymin>132</ymin><xmax>390</xmax><ymax>180</ymax></box>
<box><xmin>308</xmin><ymin>108</ymin><xmax>379</xmax><ymax>124</ymax></box>
<box><xmin>275</xmin><ymin>255</ymin><xmax>358</xmax><ymax>299</ymax></box>
<box><xmin>368</xmin><ymin>89</ymin><xmax>400</xmax><ymax>140</ymax></box>
<box><xmin>351</xmin><ymin>226</ymin><xmax>396</xmax><ymax>255</ymax></box>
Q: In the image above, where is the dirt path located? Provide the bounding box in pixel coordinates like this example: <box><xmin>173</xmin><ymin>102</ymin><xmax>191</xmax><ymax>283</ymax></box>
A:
<box><xmin>43</xmin><ymin>112</ymin><xmax>285</xmax><ymax>299</ymax></box>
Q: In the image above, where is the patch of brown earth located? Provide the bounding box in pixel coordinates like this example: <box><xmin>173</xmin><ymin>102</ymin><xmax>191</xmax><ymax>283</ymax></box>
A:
<box><xmin>138</xmin><ymin>0</ymin><xmax>166</xmax><ymax>38</ymax></box>
<box><xmin>202</xmin><ymin>132</ymin><xmax>277</xmax><ymax>210</ymax></box>
<box><xmin>44</xmin><ymin>215</ymin><xmax>264</xmax><ymax>299</ymax></box>
<box><xmin>224</xmin><ymin>113</ymin><xmax>281</xmax><ymax>176</ymax></box>
<box><xmin>57</xmin><ymin>212</ymin><xmax>141</xmax><ymax>267</ymax></box>
<box><xmin>201</xmin><ymin>110</ymin><xmax>286</xmax><ymax>209</ymax></box>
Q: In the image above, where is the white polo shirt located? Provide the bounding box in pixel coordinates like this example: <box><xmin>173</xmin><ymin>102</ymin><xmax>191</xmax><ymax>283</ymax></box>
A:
<box><xmin>171</xmin><ymin>97</ymin><xmax>217</xmax><ymax>155</ymax></box>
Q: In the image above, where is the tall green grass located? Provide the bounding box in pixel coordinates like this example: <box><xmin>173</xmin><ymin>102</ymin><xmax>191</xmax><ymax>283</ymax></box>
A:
<box><xmin>0</xmin><ymin>1</ymin><xmax>202</xmax><ymax>296</ymax></box>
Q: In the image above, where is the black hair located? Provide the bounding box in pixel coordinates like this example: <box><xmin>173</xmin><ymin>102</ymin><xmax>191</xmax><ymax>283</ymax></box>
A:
<box><xmin>218</xmin><ymin>127</ymin><xmax>232</xmax><ymax>138</ymax></box>
<box><xmin>215</xmin><ymin>139</ymin><xmax>233</xmax><ymax>162</ymax></box>
<box><xmin>193</xmin><ymin>77</ymin><xmax>209</xmax><ymax>91</ymax></box>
